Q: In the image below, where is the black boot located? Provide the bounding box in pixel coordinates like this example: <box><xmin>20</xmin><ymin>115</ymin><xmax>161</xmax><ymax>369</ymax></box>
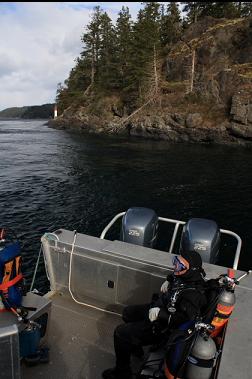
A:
<box><xmin>102</xmin><ymin>367</ymin><xmax>132</xmax><ymax>379</ymax></box>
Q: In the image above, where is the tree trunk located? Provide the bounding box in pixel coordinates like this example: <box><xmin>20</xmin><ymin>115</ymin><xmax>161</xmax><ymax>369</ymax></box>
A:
<box><xmin>153</xmin><ymin>44</ymin><xmax>159</xmax><ymax>96</ymax></box>
<box><xmin>84</xmin><ymin>43</ymin><xmax>95</xmax><ymax>95</ymax></box>
<box><xmin>91</xmin><ymin>42</ymin><xmax>95</xmax><ymax>85</ymax></box>
<box><xmin>190</xmin><ymin>49</ymin><xmax>196</xmax><ymax>93</ymax></box>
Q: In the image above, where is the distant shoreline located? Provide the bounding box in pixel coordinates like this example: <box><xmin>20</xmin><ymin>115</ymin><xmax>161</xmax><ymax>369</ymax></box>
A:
<box><xmin>0</xmin><ymin>103</ymin><xmax>54</xmax><ymax>120</ymax></box>
<box><xmin>0</xmin><ymin>117</ymin><xmax>51</xmax><ymax>121</ymax></box>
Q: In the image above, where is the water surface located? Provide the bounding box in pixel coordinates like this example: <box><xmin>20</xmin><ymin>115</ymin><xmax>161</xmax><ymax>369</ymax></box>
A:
<box><xmin>1</xmin><ymin>119</ymin><xmax>252</xmax><ymax>290</ymax></box>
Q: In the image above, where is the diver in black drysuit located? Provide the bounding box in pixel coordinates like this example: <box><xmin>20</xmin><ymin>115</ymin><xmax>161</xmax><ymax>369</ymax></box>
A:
<box><xmin>102</xmin><ymin>250</ymin><xmax>207</xmax><ymax>379</ymax></box>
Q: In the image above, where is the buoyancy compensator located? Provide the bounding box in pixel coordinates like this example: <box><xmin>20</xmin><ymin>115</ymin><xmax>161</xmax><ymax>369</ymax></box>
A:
<box><xmin>0</xmin><ymin>228</ymin><xmax>23</xmax><ymax>311</ymax></box>
<box><xmin>164</xmin><ymin>320</ymin><xmax>195</xmax><ymax>379</ymax></box>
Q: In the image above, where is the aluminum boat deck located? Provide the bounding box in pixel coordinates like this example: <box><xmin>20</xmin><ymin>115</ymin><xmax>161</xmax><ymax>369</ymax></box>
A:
<box><xmin>23</xmin><ymin>229</ymin><xmax>252</xmax><ymax>379</ymax></box>
<box><xmin>20</xmin><ymin>273</ymin><xmax>252</xmax><ymax>379</ymax></box>
<box><xmin>2</xmin><ymin>227</ymin><xmax>252</xmax><ymax>379</ymax></box>
<box><xmin>21</xmin><ymin>292</ymin><xmax>122</xmax><ymax>379</ymax></box>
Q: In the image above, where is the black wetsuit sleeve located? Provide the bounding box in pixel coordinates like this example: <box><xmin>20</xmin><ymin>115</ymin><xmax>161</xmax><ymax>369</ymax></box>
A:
<box><xmin>166</xmin><ymin>274</ymin><xmax>174</xmax><ymax>283</ymax></box>
<box><xmin>151</xmin><ymin>292</ymin><xmax>168</xmax><ymax>308</ymax></box>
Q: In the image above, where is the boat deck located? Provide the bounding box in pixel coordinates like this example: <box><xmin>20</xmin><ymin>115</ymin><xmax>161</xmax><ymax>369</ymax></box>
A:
<box><xmin>20</xmin><ymin>230</ymin><xmax>252</xmax><ymax>379</ymax></box>
<box><xmin>21</xmin><ymin>292</ymin><xmax>124</xmax><ymax>379</ymax></box>
<box><xmin>17</xmin><ymin>276</ymin><xmax>252</xmax><ymax>379</ymax></box>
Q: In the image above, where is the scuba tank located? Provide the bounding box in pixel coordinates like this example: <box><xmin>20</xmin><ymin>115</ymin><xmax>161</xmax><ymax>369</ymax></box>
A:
<box><xmin>164</xmin><ymin>322</ymin><xmax>216</xmax><ymax>379</ymax></box>
<box><xmin>184</xmin><ymin>323</ymin><xmax>217</xmax><ymax>379</ymax></box>
<box><xmin>210</xmin><ymin>289</ymin><xmax>235</xmax><ymax>337</ymax></box>
<box><xmin>210</xmin><ymin>269</ymin><xmax>236</xmax><ymax>338</ymax></box>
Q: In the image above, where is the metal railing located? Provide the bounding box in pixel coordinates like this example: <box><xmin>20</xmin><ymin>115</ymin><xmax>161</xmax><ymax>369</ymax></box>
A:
<box><xmin>100</xmin><ymin>212</ymin><xmax>242</xmax><ymax>270</ymax></box>
<box><xmin>100</xmin><ymin>212</ymin><xmax>126</xmax><ymax>240</ymax></box>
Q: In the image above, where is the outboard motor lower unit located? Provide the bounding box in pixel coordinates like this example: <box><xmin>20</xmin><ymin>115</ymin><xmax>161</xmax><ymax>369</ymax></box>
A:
<box><xmin>180</xmin><ymin>218</ymin><xmax>221</xmax><ymax>264</ymax></box>
<box><xmin>120</xmin><ymin>207</ymin><xmax>158</xmax><ymax>248</ymax></box>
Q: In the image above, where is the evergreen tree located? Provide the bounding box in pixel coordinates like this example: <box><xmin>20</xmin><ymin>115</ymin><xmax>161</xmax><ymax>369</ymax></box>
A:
<box><xmin>241</xmin><ymin>2</ymin><xmax>252</xmax><ymax>17</ymax></box>
<box><xmin>182</xmin><ymin>2</ymin><xmax>206</xmax><ymax>23</ymax></box>
<box><xmin>160</xmin><ymin>2</ymin><xmax>182</xmax><ymax>47</ymax></box>
<box><xmin>210</xmin><ymin>2</ymin><xmax>241</xmax><ymax>19</ymax></box>
<box><xmin>182</xmin><ymin>2</ymin><xmax>243</xmax><ymax>23</ymax></box>
<box><xmin>80</xmin><ymin>6</ymin><xmax>103</xmax><ymax>89</ymax></box>
<box><xmin>67</xmin><ymin>58</ymin><xmax>91</xmax><ymax>93</ymax></box>
<box><xmin>56</xmin><ymin>82</ymin><xmax>66</xmax><ymax>113</ymax></box>
<box><xmin>128</xmin><ymin>2</ymin><xmax>161</xmax><ymax>100</ymax></box>
<box><xmin>160</xmin><ymin>4</ymin><xmax>166</xmax><ymax>40</ymax></box>
<box><xmin>142</xmin><ymin>1</ymin><xmax>161</xmax><ymax>43</ymax></box>
<box><xmin>56</xmin><ymin>57</ymin><xmax>92</xmax><ymax>112</ymax></box>
<box><xmin>115</xmin><ymin>6</ymin><xmax>133</xmax><ymax>90</ymax></box>
<box><xmin>98</xmin><ymin>12</ymin><xmax>117</xmax><ymax>90</ymax></box>
<box><xmin>198</xmin><ymin>2</ymin><xmax>218</xmax><ymax>18</ymax></box>
<box><xmin>56</xmin><ymin>6</ymin><xmax>105</xmax><ymax>111</ymax></box>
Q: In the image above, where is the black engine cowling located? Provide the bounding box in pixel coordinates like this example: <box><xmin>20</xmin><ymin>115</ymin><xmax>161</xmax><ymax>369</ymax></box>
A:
<box><xmin>120</xmin><ymin>207</ymin><xmax>158</xmax><ymax>248</ymax></box>
<box><xmin>180</xmin><ymin>218</ymin><xmax>221</xmax><ymax>264</ymax></box>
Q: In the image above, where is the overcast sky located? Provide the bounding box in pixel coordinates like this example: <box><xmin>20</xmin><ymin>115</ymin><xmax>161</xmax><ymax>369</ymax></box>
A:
<box><xmin>0</xmin><ymin>2</ymin><xmax>175</xmax><ymax>111</ymax></box>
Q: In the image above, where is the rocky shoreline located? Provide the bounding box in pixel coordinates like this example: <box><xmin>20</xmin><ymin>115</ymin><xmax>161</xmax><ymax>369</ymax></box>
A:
<box><xmin>51</xmin><ymin>16</ymin><xmax>252</xmax><ymax>146</ymax></box>
<box><xmin>47</xmin><ymin>88</ymin><xmax>252</xmax><ymax>145</ymax></box>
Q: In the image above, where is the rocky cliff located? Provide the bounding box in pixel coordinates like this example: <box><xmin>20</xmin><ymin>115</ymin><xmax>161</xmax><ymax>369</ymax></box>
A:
<box><xmin>49</xmin><ymin>17</ymin><xmax>252</xmax><ymax>145</ymax></box>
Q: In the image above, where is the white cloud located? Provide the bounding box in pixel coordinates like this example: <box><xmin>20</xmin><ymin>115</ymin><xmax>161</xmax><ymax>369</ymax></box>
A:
<box><xmin>0</xmin><ymin>2</ymin><xmax>168</xmax><ymax>110</ymax></box>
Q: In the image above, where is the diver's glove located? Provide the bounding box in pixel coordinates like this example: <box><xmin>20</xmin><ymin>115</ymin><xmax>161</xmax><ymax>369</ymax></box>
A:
<box><xmin>160</xmin><ymin>280</ymin><xmax>169</xmax><ymax>293</ymax></box>
<box><xmin>149</xmin><ymin>307</ymin><xmax>160</xmax><ymax>322</ymax></box>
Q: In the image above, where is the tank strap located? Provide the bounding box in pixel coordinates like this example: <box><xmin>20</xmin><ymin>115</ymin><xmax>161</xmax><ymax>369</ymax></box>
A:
<box><xmin>217</xmin><ymin>304</ymin><xmax>234</xmax><ymax>314</ymax></box>
<box><xmin>15</xmin><ymin>256</ymin><xmax>22</xmax><ymax>275</ymax></box>
<box><xmin>2</xmin><ymin>261</ymin><xmax>14</xmax><ymax>284</ymax></box>
<box><xmin>0</xmin><ymin>273</ymin><xmax>23</xmax><ymax>291</ymax></box>
<box><xmin>187</xmin><ymin>354</ymin><xmax>215</xmax><ymax>368</ymax></box>
<box><xmin>214</xmin><ymin>310</ymin><xmax>233</xmax><ymax>319</ymax></box>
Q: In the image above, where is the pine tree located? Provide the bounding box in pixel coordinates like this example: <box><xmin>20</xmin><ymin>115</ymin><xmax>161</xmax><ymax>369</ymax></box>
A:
<box><xmin>160</xmin><ymin>4</ymin><xmax>166</xmax><ymax>42</ymax></box>
<box><xmin>210</xmin><ymin>2</ymin><xmax>241</xmax><ymax>19</ymax></box>
<box><xmin>160</xmin><ymin>2</ymin><xmax>182</xmax><ymax>47</ymax></box>
<box><xmin>115</xmin><ymin>6</ymin><xmax>133</xmax><ymax>91</ymax></box>
<box><xmin>98</xmin><ymin>12</ymin><xmax>117</xmax><ymax>90</ymax></box>
<box><xmin>182</xmin><ymin>2</ymin><xmax>206</xmax><ymax>24</ymax></box>
<box><xmin>241</xmin><ymin>2</ymin><xmax>252</xmax><ymax>17</ymax></box>
<box><xmin>128</xmin><ymin>2</ymin><xmax>161</xmax><ymax>101</ymax></box>
<box><xmin>56</xmin><ymin>82</ymin><xmax>66</xmax><ymax>113</ymax></box>
<box><xmin>80</xmin><ymin>6</ymin><xmax>103</xmax><ymax>92</ymax></box>
<box><xmin>198</xmin><ymin>3</ymin><xmax>218</xmax><ymax>18</ymax></box>
<box><xmin>182</xmin><ymin>2</ymin><xmax>244</xmax><ymax>23</ymax></box>
<box><xmin>56</xmin><ymin>57</ymin><xmax>92</xmax><ymax>112</ymax></box>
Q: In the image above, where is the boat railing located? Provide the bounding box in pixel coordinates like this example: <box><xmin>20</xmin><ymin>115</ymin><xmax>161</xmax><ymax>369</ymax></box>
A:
<box><xmin>100</xmin><ymin>212</ymin><xmax>242</xmax><ymax>270</ymax></box>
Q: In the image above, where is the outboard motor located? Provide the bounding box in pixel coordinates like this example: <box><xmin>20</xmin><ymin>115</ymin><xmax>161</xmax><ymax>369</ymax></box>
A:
<box><xmin>120</xmin><ymin>207</ymin><xmax>158</xmax><ymax>248</ymax></box>
<box><xmin>180</xmin><ymin>218</ymin><xmax>221</xmax><ymax>264</ymax></box>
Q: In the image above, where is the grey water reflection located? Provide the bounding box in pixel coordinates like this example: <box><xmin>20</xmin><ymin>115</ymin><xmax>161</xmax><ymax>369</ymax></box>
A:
<box><xmin>1</xmin><ymin>119</ymin><xmax>252</xmax><ymax>291</ymax></box>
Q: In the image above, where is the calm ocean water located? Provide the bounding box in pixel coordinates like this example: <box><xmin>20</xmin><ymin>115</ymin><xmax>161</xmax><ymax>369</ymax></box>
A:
<box><xmin>1</xmin><ymin>119</ymin><xmax>252</xmax><ymax>291</ymax></box>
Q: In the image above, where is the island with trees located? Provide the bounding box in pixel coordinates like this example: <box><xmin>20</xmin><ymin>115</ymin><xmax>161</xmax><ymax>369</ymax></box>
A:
<box><xmin>49</xmin><ymin>2</ymin><xmax>252</xmax><ymax>144</ymax></box>
<box><xmin>0</xmin><ymin>104</ymin><xmax>54</xmax><ymax>120</ymax></box>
